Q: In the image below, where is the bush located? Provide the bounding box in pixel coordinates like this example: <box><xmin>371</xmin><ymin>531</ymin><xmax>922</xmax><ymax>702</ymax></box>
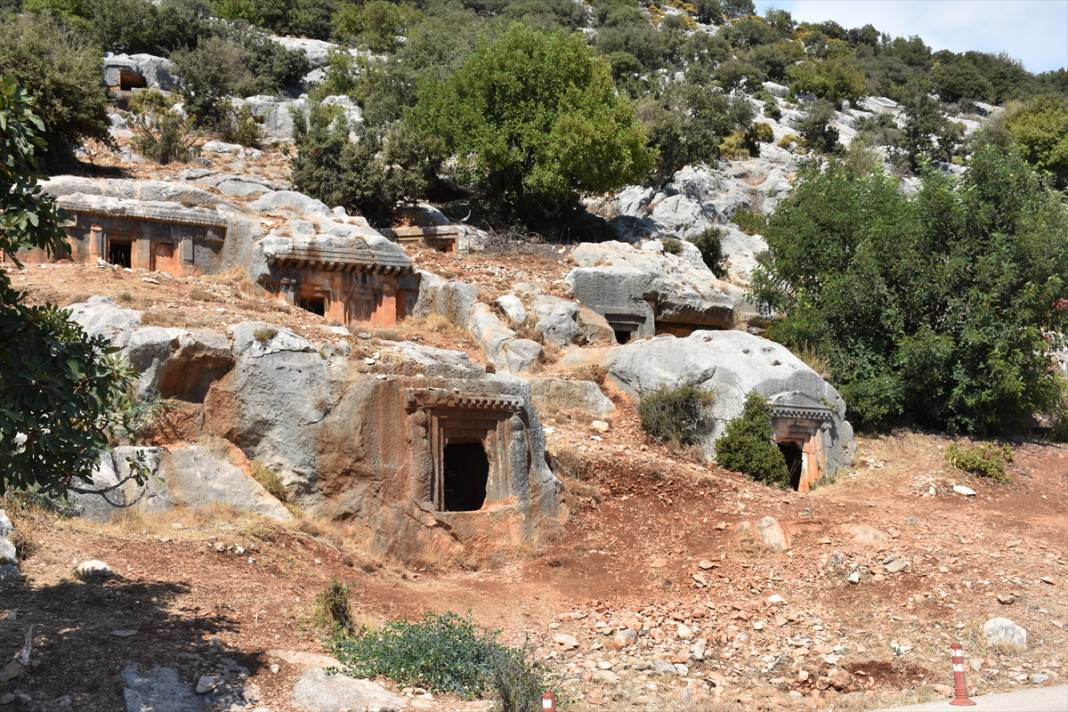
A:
<box><xmin>1004</xmin><ymin>95</ymin><xmax>1068</xmax><ymax>189</ymax></box>
<box><xmin>715</xmin><ymin>392</ymin><xmax>790</xmax><ymax>487</ymax></box>
<box><xmin>638</xmin><ymin>384</ymin><xmax>713</xmax><ymax>447</ymax></box>
<box><xmin>946</xmin><ymin>443</ymin><xmax>1012</xmax><ymax>484</ymax></box>
<box><xmin>213</xmin><ymin>0</ymin><xmax>339</xmax><ymax>39</ymax></box>
<box><xmin>334</xmin><ymin>0</ymin><xmax>419</xmax><ymax>53</ymax></box>
<box><xmin>291</xmin><ymin>104</ymin><xmax>430</xmax><ymax>224</ymax></box>
<box><xmin>691</xmin><ymin>227</ymin><xmax>726</xmax><ymax>277</ymax></box>
<box><xmin>0</xmin><ymin>13</ymin><xmax>110</xmax><ymax>164</ymax></box>
<box><xmin>750</xmin><ymin>122</ymin><xmax>774</xmax><ymax>143</ymax></box>
<box><xmin>751</xmin><ymin>147</ymin><xmax>1068</xmax><ymax>434</ymax></box>
<box><xmin>661</xmin><ymin>236</ymin><xmax>683</xmax><ymax>255</ymax></box>
<box><xmin>787</xmin><ymin>56</ymin><xmax>866</xmax><ymax>106</ymax></box>
<box><xmin>798</xmin><ymin>99</ymin><xmax>840</xmax><ymax>154</ymax></box>
<box><xmin>409</xmin><ymin>24</ymin><xmax>653</xmax><ymax>225</ymax></box>
<box><xmin>731</xmin><ymin>208</ymin><xmax>767</xmax><ymax>235</ymax></box>
<box><xmin>221</xmin><ymin>105</ymin><xmax>263</xmax><ymax>149</ymax></box>
<box><xmin>130</xmin><ymin>90</ymin><xmax>197</xmax><ymax>164</ymax></box>
<box><xmin>314</xmin><ymin>579</ymin><xmax>354</xmax><ymax>633</ymax></box>
<box><xmin>331</xmin><ymin>612</ymin><xmax>545</xmax><ymax>707</ymax></box>
<box><xmin>719</xmin><ymin>130</ymin><xmax>752</xmax><ymax>160</ymax></box>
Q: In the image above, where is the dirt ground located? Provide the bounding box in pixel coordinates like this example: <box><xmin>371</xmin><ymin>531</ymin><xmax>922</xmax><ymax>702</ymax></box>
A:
<box><xmin>2</xmin><ymin>429</ymin><xmax>1064</xmax><ymax>711</ymax></box>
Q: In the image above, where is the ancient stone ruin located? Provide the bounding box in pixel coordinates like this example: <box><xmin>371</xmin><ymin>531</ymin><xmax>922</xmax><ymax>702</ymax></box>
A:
<box><xmin>566</xmin><ymin>240</ymin><xmax>745</xmax><ymax>343</ymax></box>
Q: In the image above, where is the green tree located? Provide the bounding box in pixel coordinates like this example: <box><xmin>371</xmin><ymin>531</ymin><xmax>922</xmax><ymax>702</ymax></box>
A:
<box><xmin>0</xmin><ymin>79</ymin><xmax>144</xmax><ymax>495</ymax></box>
<box><xmin>334</xmin><ymin>1</ymin><xmax>419</xmax><ymax>53</ymax></box>
<box><xmin>291</xmin><ymin>103</ymin><xmax>430</xmax><ymax>224</ymax></box>
<box><xmin>1004</xmin><ymin>95</ymin><xmax>1068</xmax><ymax>188</ymax></box>
<box><xmin>788</xmin><ymin>55</ymin><xmax>866</xmax><ymax>105</ymax></box>
<box><xmin>0</xmin><ymin>12</ymin><xmax>110</xmax><ymax>164</ymax></box>
<box><xmin>408</xmin><ymin>24</ymin><xmax>653</xmax><ymax>223</ymax></box>
<box><xmin>751</xmin><ymin>147</ymin><xmax>1068</xmax><ymax>433</ymax></box>
<box><xmin>715</xmin><ymin>393</ymin><xmax>790</xmax><ymax>487</ymax></box>
<box><xmin>797</xmin><ymin>99</ymin><xmax>839</xmax><ymax>153</ymax></box>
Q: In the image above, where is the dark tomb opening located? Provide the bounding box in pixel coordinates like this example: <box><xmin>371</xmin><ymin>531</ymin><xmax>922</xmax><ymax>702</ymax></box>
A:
<box><xmin>778</xmin><ymin>442</ymin><xmax>803</xmax><ymax>491</ymax></box>
<box><xmin>443</xmin><ymin>442</ymin><xmax>489</xmax><ymax>511</ymax></box>
<box><xmin>614</xmin><ymin>329</ymin><xmax>632</xmax><ymax>344</ymax></box>
<box><xmin>298</xmin><ymin>295</ymin><xmax>326</xmax><ymax>316</ymax></box>
<box><xmin>108</xmin><ymin>240</ymin><xmax>132</xmax><ymax>268</ymax></box>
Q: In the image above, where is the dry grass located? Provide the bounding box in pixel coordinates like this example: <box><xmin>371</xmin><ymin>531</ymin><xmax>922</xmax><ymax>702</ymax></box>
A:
<box><xmin>419</xmin><ymin>313</ymin><xmax>463</xmax><ymax>337</ymax></box>
<box><xmin>571</xmin><ymin>364</ymin><xmax>607</xmax><ymax>386</ymax></box>
<box><xmin>249</xmin><ymin>461</ymin><xmax>287</xmax><ymax>501</ymax></box>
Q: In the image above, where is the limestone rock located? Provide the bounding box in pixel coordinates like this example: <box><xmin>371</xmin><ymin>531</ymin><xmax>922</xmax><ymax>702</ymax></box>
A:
<box><xmin>575</xmin><ymin>306</ymin><xmax>616</xmax><ymax>345</ymax></box>
<box><xmin>0</xmin><ymin>510</ymin><xmax>11</xmax><ymax>537</ymax></box>
<box><xmin>983</xmin><ymin>617</ymin><xmax>1028</xmax><ymax>650</ymax></box>
<box><xmin>844</xmin><ymin>524</ymin><xmax>888</xmax><ymax>547</ymax></box>
<box><xmin>122</xmin><ymin>665</ymin><xmax>202</xmax><ymax>712</ymax></box>
<box><xmin>412</xmin><ymin>272</ymin><xmax>480</xmax><ymax>328</ymax></box>
<box><xmin>124</xmin><ymin>327</ymin><xmax>234</xmax><ymax>401</ymax></box>
<box><xmin>528</xmin><ymin>377</ymin><xmax>614</xmax><ymax>416</ymax></box>
<box><xmin>75</xmin><ymin>559</ymin><xmax>113</xmax><ymax>581</ymax></box>
<box><xmin>738</xmin><ymin>516</ymin><xmax>791</xmax><ymax>552</ymax></box>
<box><xmin>530</xmin><ymin>295</ymin><xmax>580</xmax><ymax>347</ymax></box>
<box><xmin>566</xmin><ymin>241</ymin><xmax>741</xmax><ymax>341</ymax></box>
<box><xmin>103</xmin><ymin>53</ymin><xmax>179</xmax><ymax>92</ymax></box>
<box><xmin>291</xmin><ymin>668</ymin><xmax>408</xmax><ymax>712</ymax></box>
<box><xmin>381</xmin><ymin>341</ymin><xmax>485</xmax><ymax>379</ymax></box>
<box><xmin>569</xmin><ymin>330</ymin><xmax>854</xmax><ymax>472</ymax></box>
<box><xmin>159</xmin><ymin>438</ymin><xmax>293</xmax><ymax>521</ymax></box>
<box><xmin>65</xmin><ymin>296</ymin><xmax>143</xmax><ymax>349</ymax></box>
<box><xmin>468</xmin><ymin>304</ymin><xmax>542</xmax><ymax>373</ymax></box>
<box><xmin>0</xmin><ymin>537</ymin><xmax>15</xmax><ymax>565</ymax></box>
<box><xmin>249</xmin><ymin>190</ymin><xmax>331</xmax><ymax>217</ymax></box>
<box><xmin>495</xmin><ymin>294</ymin><xmax>527</xmax><ymax>328</ymax></box>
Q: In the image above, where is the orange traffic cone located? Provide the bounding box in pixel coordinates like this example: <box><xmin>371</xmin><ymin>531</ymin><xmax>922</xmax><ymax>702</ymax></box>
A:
<box><xmin>949</xmin><ymin>642</ymin><xmax>976</xmax><ymax>706</ymax></box>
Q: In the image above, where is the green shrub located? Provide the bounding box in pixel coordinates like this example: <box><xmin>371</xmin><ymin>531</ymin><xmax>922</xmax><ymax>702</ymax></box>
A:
<box><xmin>314</xmin><ymin>579</ymin><xmax>354</xmax><ymax>633</ymax></box>
<box><xmin>638</xmin><ymin>384</ymin><xmax>713</xmax><ymax>447</ymax></box>
<box><xmin>331</xmin><ymin>612</ymin><xmax>544</xmax><ymax>706</ymax></box>
<box><xmin>750</xmin><ymin>122</ymin><xmax>774</xmax><ymax>143</ymax></box>
<box><xmin>408</xmin><ymin>24</ymin><xmax>653</xmax><ymax>224</ymax></box>
<box><xmin>777</xmin><ymin>133</ymin><xmax>798</xmax><ymax>149</ymax></box>
<box><xmin>946</xmin><ymin>443</ymin><xmax>1013</xmax><ymax>484</ymax></box>
<box><xmin>731</xmin><ymin>208</ymin><xmax>767</xmax><ymax>235</ymax></box>
<box><xmin>661</xmin><ymin>236</ymin><xmax>683</xmax><ymax>255</ymax></box>
<box><xmin>334</xmin><ymin>0</ymin><xmax>419</xmax><ymax>53</ymax></box>
<box><xmin>221</xmin><ymin>106</ymin><xmax>263</xmax><ymax>149</ymax></box>
<box><xmin>691</xmin><ymin>227</ymin><xmax>726</xmax><ymax>277</ymax></box>
<box><xmin>0</xmin><ymin>13</ymin><xmax>110</xmax><ymax>165</ymax></box>
<box><xmin>798</xmin><ymin>99</ymin><xmax>840</xmax><ymax>154</ymax></box>
<box><xmin>750</xmin><ymin>147</ymin><xmax>1068</xmax><ymax>434</ymax></box>
<box><xmin>715</xmin><ymin>392</ymin><xmax>790</xmax><ymax>487</ymax></box>
<box><xmin>719</xmin><ymin>130</ymin><xmax>751</xmax><ymax>160</ymax></box>
<box><xmin>764</xmin><ymin>99</ymin><xmax>782</xmax><ymax>120</ymax></box>
<box><xmin>291</xmin><ymin>104</ymin><xmax>430</xmax><ymax>224</ymax></box>
<box><xmin>130</xmin><ymin>90</ymin><xmax>197</xmax><ymax>164</ymax></box>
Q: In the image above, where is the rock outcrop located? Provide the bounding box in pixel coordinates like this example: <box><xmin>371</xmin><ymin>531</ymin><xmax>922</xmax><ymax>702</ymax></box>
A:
<box><xmin>565</xmin><ymin>330</ymin><xmax>854</xmax><ymax>478</ymax></box>
<box><xmin>566</xmin><ymin>240</ymin><xmax>744</xmax><ymax>341</ymax></box>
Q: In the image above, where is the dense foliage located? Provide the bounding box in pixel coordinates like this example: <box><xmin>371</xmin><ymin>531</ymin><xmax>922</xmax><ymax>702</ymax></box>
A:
<box><xmin>751</xmin><ymin>148</ymin><xmax>1068</xmax><ymax>434</ymax></box>
<box><xmin>332</xmin><ymin>612</ymin><xmax>544</xmax><ymax>709</ymax></box>
<box><xmin>0</xmin><ymin>12</ymin><xmax>110</xmax><ymax>164</ymax></box>
<box><xmin>0</xmin><ymin>79</ymin><xmax>144</xmax><ymax>496</ymax></box>
<box><xmin>714</xmin><ymin>392</ymin><xmax>790</xmax><ymax>487</ymax></box>
<box><xmin>407</xmin><ymin>24</ymin><xmax>653</xmax><ymax>224</ymax></box>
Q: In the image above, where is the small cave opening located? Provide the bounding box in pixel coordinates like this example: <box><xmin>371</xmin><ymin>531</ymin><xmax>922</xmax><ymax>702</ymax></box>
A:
<box><xmin>614</xmin><ymin>329</ymin><xmax>632</xmax><ymax>344</ymax></box>
<box><xmin>443</xmin><ymin>442</ymin><xmax>489</xmax><ymax>512</ymax></box>
<box><xmin>108</xmin><ymin>240</ymin><xmax>132</xmax><ymax>268</ymax></box>
<box><xmin>298</xmin><ymin>295</ymin><xmax>326</xmax><ymax>316</ymax></box>
<box><xmin>778</xmin><ymin>442</ymin><xmax>803</xmax><ymax>491</ymax></box>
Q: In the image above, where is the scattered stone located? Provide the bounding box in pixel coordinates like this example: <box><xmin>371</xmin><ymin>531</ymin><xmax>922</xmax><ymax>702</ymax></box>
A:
<box><xmin>996</xmin><ymin>593</ymin><xmax>1016</xmax><ymax>605</ymax></box>
<box><xmin>291</xmin><ymin>668</ymin><xmax>408</xmax><ymax>712</ymax></box>
<box><xmin>676</xmin><ymin>624</ymin><xmax>694</xmax><ymax>640</ymax></box>
<box><xmin>698</xmin><ymin>559</ymin><xmax>715</xmax><ymax>570</ymax></box>
<box><xmin>1040</xmin><ymin>576</ymin><xmax>1056</xmax><ymax>585</ymax></box>
<box><xmin>766</xmin><ymin>594</ymin><xmax>785</xmax><ymax>605</ymax></box>
<box><xmin>0</xmin><ymin>662</ymin><xmax>23</xmax><ymax>683</ymax></box>
<box><xmin>883</xmin><ymin>558</ymin><xmax>909</xmax><ymax>574</ymax></box>
<box><xmin>1030</xmin><ymin>673</ymin><xmax>1050</xmax><ymax>684</ymax></box>
<box><xmin>983</xmin><ymin>617</ymin><xmax>1028</xmax><ymax>650</ymax></box>
<box><xmin>553</xmin><ymin>633</ymin><xmax>579</xmax><ymax>650</ymax></box>
<box><xmin>952</xmin><ymin>484</ymin><xmax>976</xmax><ymax>497</ymax></box>
<box><xmin>610</xmin><ymin>628</ymin><xmax>638</xmax><ymax>649</ymax></box>
<box><xmin>737</xmin><ymin>516</ymin><xmax>791</xmax><ymax>552</ymax></box>
<box><xmin>195</xmin><ymin>674</ymin><xmax>221</xmax><ymax>694</ymax></box>
<box><xmin>75</xmin><ymin>559</ymin><xmax>112</xmax><ymax>581</ymax></box>
<box><xmin>590</xmin><ymin>419</ymin><xmax>610</xmax><ymax>433</ymax></box>
<box><xmin>110</xmin><ymin>629</ymin><xmax>138</xmax><ymax>638</ymax></box>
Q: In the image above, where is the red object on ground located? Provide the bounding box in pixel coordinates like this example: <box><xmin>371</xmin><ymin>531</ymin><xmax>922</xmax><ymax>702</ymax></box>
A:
<box><xmin>949</xmin><ymin>642</ymin><xmax>977</xmax><ymax>706</ymax></box>
<box><xmin>542</xmin><ymin>691</ymin><xmax>557</xmax><ymax>711</ymax></box>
